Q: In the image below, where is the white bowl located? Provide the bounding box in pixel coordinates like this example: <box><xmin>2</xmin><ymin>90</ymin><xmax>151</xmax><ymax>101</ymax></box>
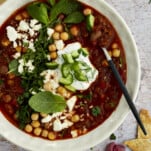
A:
<box><xmin>0</xmin><ymin>0</ymin><xmax>140</xmax><ymax>151</ymax></box>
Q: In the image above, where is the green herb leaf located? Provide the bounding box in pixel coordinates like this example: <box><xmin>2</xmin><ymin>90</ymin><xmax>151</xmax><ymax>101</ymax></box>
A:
<box><xmin>29</xmin><ymin>91</ymin><xmax>66</xmax><ymax>114</ymax></box>
<box><xmin>64</xmin><ymin>11</ymin><xmax>84</xmax><ymax>24</ymax></box>
<box><xmin>50</xmin><ymin>0</ymin><xmax>81</xmax><ymax>22</ymax></box>
<box><xmin>48</xmin><ymin>0</ymin><xmax>56</xmax><ymax>6</ymax></box>
<box><xmin>91</xmin><ymin>106</ymin><xmax>101</xmax><ymax>117</ymax></box>
<box><xmin>16</xmin><ymin>105</ymin><xmax>31</xmax><ymax>129</ymax></box>
<box><xmin>77</xmin><ymin>92</ymin><xmax>92</xmax><ymax>100</ymax></box>
<box><xmin>27</xmin><ymin>2</ymin><xmax>49</xmax><ymax>24</ymax></box>
<box><xmin>110</xmin><ymin>133</ymin><xmax>116</xmax><ymax>140</ymax></box>
<box><xmin>8</xmin><ymin>59</ymin><xmax>19</xmax><ymax>75</ymax></box>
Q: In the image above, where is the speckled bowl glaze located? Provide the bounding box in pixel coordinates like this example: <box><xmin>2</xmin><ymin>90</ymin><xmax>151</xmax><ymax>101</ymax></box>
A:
<box><xmin>0</xmin><ymin>0</ymin><xmax>140</xmax><ymax>151</ymax></box>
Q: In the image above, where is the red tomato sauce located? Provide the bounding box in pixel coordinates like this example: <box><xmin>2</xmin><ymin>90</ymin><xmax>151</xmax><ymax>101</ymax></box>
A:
<box><xmin>0</xmin><ymin>0</ymin><xmax>126</xmax><ymax>140</ymax></box>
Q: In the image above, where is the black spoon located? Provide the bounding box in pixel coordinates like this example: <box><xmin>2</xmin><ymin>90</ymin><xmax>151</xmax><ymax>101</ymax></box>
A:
<box><xmin>102</xmin><ymin>47</ymin><xmax>147</xmax><ymax>135</ymax></box>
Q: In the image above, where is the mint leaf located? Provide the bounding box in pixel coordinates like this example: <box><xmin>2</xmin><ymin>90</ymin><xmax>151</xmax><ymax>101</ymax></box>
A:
<box><xmin>64</xmin><ymin>11</ymin><xmax>84</xmax><ymax>24</ymax></box>
<box><xmin>27</xmin><ymin>2</ymin><xmax>49</xmax><ymax>24</ymax></box>
<box><xmin>8</xmin><ymin>59</ymin><xmax>19</xmax><ymax>75</ymax></box>
<box><xmin>50</xmin><ymin>0</ymin><xmax>81</xmax><ymax>22</ymax></box>
<box><xmin>29</xmin><ymin>91</ymin><xmax>66</xmax><ymax>114</ymax></box>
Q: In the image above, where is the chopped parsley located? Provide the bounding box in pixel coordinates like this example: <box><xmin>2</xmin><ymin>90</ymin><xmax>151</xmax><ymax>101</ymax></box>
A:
<box><xmin>91</xmin><ymin>106</ymin><xmax>101</xmax><ymax>117</ymax></box>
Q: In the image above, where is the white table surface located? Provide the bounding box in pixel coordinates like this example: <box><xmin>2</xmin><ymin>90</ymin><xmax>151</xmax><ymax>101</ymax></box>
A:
<box><xmin>0</xmin><ymin>0</ymin><xmax>151</xmax><ymax>151</ymax></box>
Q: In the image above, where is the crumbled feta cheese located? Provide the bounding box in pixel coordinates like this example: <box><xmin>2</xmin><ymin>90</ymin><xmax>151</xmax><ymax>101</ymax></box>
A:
<box><xmin>29</xmin><ymin>29</ymin><xmax>35</xmax><ymax>37</ymax></box>
<box><xmin>6</xmin><ymin>26</ymin><xmax>18</xmax><ymax>42</ymax></box>
<box><xmin>53</xmin><ymin>118</ymin><xmax>63</xmax><ymax>132</ymax></box>
<box><xmin>18</xmin><ymin>64</ymin><xmax>24</xmax><ymax>73</ymax></box>
<box><xmin>18</xmin><ymin>20</ymin><xmax>30</xmax><ymax>32</ymax></box>
<box><xmin>53</xmin><ymin>118</ymin><xmax>73</xmax><ymax>132</ymax></box>
<box><xmin>17</xmin><ymin>33</ymin><xmax>22</xmax><ymax>39</ymax></box>
<box><xmin>62</xmin><ymin>120</ymin><xmax>73</xmax><ymax>129</ymax></box>
<box><xmin>26</xmin><ymin>60</ymin><xmax>35</xmax><ymax>72</ymax></box>
<box><xmin>55</xmin><ymin>40</ymin><xmax>65</xmax><ymax>50</ymax></box>
<box><xmin>33</xmin><ymin>24</ymin><xmax>42</xmax><ymax>31</ymax></box>
<box><xmin>47</xmin><ymin>55</ymin><xmax>51</xmax><ymax>61</ymax></box>
<box><xmin>12</xmin><ymin>52</ymin><xmax>21</xmax><ymax>59</ymax></box>
<box><xmin>71</xmin><ymin>130</ymin><xmax>78</xmax><ymax>138</ymax></box>
<box><xmin>41</xmin><ymin>115</ymin><xmax>52</xmax><ymax>123</ymax></box>
<box><xmin>13</xmin><ymin>41</ymin><xmax>18</xmax><ymax>48</ymax></box>
<box><xmin>22</xmin><ymin>39</ymin><xmax>29</xmax><ymax>44</ymax></box>
<box><xmin>50</xmin><ymin>79</ymin><xmax>59</xmax><ymax>90</ymax></box>
<box><xmin>66</xmin><ymin>96</ymin><xmax>77</xmax><ymax>112</ymax></box>
<box><xmin>18</xmin><ymin>59</ymin><xmax>24</xmax><ymax>74</ymax></box>
<box><xmin>18</xmin><ymin>59</ymin><xmax>35</xmax><ymax>73</ymax></box>
<box><xmin>28</xmin><ymin>41</ymin><xmax>36</xmax><ymax>52</ymax></box>
<box><xmin>43</xmin><ymin>80</ymin><xmax>59</xmax><ymax>93</ymax></box>
<box><xmin>21</xmin><ymin>34</ymin><xmax>28</xmax><ymax>41</ymax></box>
<box><xmin>18</xmin><ymin>59</ymin><xmax>24</xmax><ymax>64</ymax></box>
<box><xmin>30</xmin><ymin>19</ymin><xmax>39</xmax><ymax>28</ymax></box>
<box><xmin>41</xmin><ymin>69</ymin><xmax>61</xmax><ymax>84</ymax></box>
<box><xmin>41</xmin><ymin>112</ymin><xmax>62</xmax><ymax>123</ymax></box>
<box><xmin>47</xmin><ymin>28</ymin><xmax>54</xmax><ymax>38</ymax></box>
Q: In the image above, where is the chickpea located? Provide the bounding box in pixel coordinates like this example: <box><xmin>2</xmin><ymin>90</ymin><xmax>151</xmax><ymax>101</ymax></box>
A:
<box><xmin>43</xmin><ymin>82</ymin><xmax>52</xmax><ymax>92</ymax></box>
<box><xmin>40</xmin><ymin>113</ymin><xmax>48</xmax><ymax>118</ymax></box>
<box><xmin>41</xmin><ymin>129</ymin><xmax>49</xmax><ymax>138</ymax></box>
<box><xmin>22</xmin><ymin>11</ymin><xmax>29</xmax><ymax>19</ymax></box>
<box><xmin>102</xmin><ymin>59</ymin><xmax>108</xmax><ymax>67</ymax></box>
<box><xmin>31</xmin><ymin>120</ymin><xmax>40</xmax><ymax>128</ymax></box>
<box><xmin>83</xmin><ymin>8</ymin><xmax>92</xmax><ymax>16</ymax></box>
<box><xmin>48</xmin><ymin>132</ymin><xmax>56</xmax><ymax>140</ymax></box>
<box><xmin>82</xmin><ymin>128</ymin><xmax>88</xmax><ymax>134</ymax></box>
<box><xmin>15</xmin><ymin>46</ymin><xmax>22</xmax><ymax>52</ymax></box>
<box><xmin>112</xmin><ymin>43</ymin><xmax>118</xmax><ymax>49</ymax></box>
<box><xmin>52</xmin><ymin>32</ymin><xmax>60</xmax><ymax>40</ymax></box>
<box><xmin>108</xmin><ymin>51</ymin><xmax>112</xmax><ymax>57</ymax></box>
<box><xmin>31</xmin><ymin>113</ymin><xmax>39</xmax><ymax>121</ymax></box>
<box><xmin>1</xmin><ymin>38</ymin><xmax>10</xmax><ymax>47</ymax></box>
<box><xmin>55</xmin><ymin>24</ymin><xmax>64</xmax><ymax>32</ymax></box>
<box><xmin>60</xmin><ymin>32</ymin><xmax>69</xmax><ymax>41</ymax></box>
<box><xmin>50</xmin><ymin>52</ymin><xmax>58</xmax><ymax>60</ymax></box>
<box><xmin>13</xmin><ymin>113</ymin><xmax>18</xmax><ymax>121</ymax></box>
<box><xmin>15</xmin><ymin>14</ymin><xmax>22</xmax><ymax>21</ymax></box>
<box><xmin>7</xmin><ymin>80</ymin><xmax>14</xmax><ymax>86</ymax></box>
<box><xmin>3</xmin><ymin>94</ymin><xmax>12</xmax><ymax>103</ymax></box>
<box><xmin>48</xmin><ymin>44</ymin><xmax>57</xmax><ymax>52</ymax></box>
<box><xmin>112</xmin><ymin>49</ymin><xmax>120</xmax><ymax>57</ymax></box>
<box><xmin>70</xmin><ymin>26</ymin><xmax>79</xmax><ymax>37</ymax></box>
<box><xmin>57</xmin><ymin>86</ymin><xmax>71</xmax><ymax>98</ymax></box>
<box><xmin>33</xmin><ymin>127</ymin><xmax>42</xmax><ymax>136</ymax></box>
<box><xmin>8</xmin><ymin>73</ymin><xmax>15</xmax><ymax>79</ymax></box>
<box><xmin>24</xmin><ymin>124</ymin><xmax>33</xmax><ymax>133</ymax></box>
<box><xmin>71</xmin><ymin>114</ymin><xmax>80</xmax><ymax>123</ymax></box>
<box><xmin>5</xmin><ymin>104</ymin><xmax>14</xmax><ymax>114</ymax></box>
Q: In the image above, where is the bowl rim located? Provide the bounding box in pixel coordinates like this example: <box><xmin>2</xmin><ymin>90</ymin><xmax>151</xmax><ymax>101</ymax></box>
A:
<box><xmin>0</xmin><ymin>0</ymin><xmax>141</xmax><ymax>151</ymax></box>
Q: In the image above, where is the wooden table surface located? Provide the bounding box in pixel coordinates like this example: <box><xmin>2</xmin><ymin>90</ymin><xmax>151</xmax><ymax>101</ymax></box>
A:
<box><xmin>0</xmin><ymin>0</ymin><xmax>151</xmax><ymax>151</ymax></box>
